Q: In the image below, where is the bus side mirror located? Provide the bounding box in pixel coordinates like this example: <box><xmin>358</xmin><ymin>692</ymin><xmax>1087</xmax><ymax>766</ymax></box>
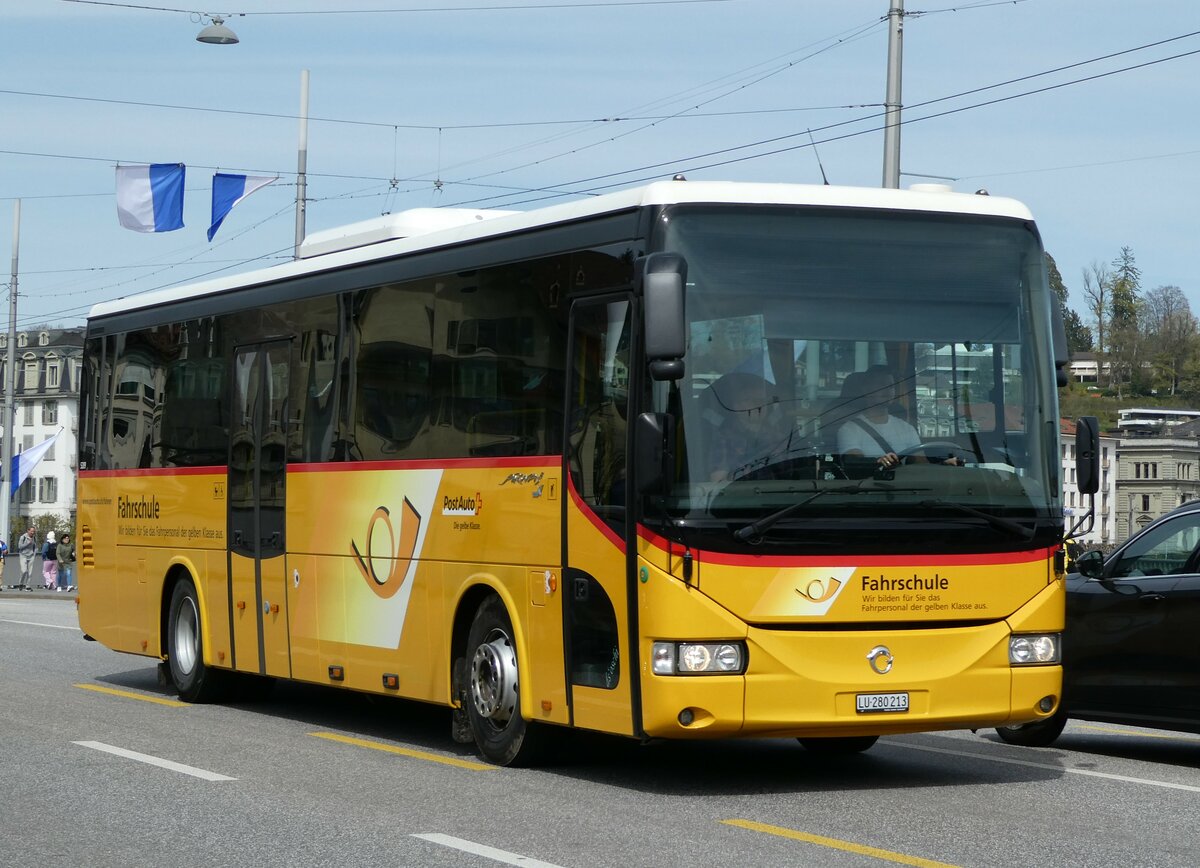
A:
<box><xmin>1075</xmin><ymin>415</ymin><xmax>1099</xmax><ymax>495</ymax></box>
<box><xmin>634</xmin><ymin>412</ymin><xmax>675</xmax><ymax>495</ymax></box>
<box><xmin>640</xmin><ymin>253</ymin><xmax>687</xmax><ymax>381</ymax></box>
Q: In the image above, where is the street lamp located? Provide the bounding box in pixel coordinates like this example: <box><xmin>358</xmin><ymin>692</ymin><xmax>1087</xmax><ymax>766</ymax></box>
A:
<box><xmin>196</xmin><ymin>15</ymin><xmax>239</xmax><ymax>44</ymax></box>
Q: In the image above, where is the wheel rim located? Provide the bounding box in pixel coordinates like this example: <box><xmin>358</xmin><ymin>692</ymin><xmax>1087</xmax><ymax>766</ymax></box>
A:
<box><xmin>469</xmin><ymin>627</ymin><xmax>518</xmax><ymax>728</ymax></box>
<box><xmin>174</xmin><ymin>595</ymin><xmax>199</xmax><ymax>676</ymax></box>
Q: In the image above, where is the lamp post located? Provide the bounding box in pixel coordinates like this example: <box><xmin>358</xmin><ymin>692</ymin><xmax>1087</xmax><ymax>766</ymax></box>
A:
<box><xmin>882</xmin><ymin>0</ymin><xmax>904</xmax><ymax>188</ymax></box>
<box><xmin>2</xmin><ymin>200</ymin><xmax>19</xmax><ymax>546</ymax></box>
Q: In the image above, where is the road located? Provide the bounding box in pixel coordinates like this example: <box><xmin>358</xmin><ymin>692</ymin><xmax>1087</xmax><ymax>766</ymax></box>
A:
<box><xmin>2</xmin><ymin>592</ymin><xmax>1197</xmax><ymax>868</ymax></box>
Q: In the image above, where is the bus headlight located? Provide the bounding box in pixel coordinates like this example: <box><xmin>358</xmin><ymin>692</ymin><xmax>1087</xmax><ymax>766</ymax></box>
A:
<box><xmin>1009</xmin><ymin>633</ymin><xmax>1061</xmax><ymax>665</ymax></box>
<box><xmin>652</xmin><ymin>641</ymin><xmax>746</xmax><ymax>675</ymax></box>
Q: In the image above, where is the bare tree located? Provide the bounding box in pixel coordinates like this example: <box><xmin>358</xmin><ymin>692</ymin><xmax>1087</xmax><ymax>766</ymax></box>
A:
<box><xmin>1143</xmin><ymin>285</ymin><xmax>1197</xmax><ymax>395</ymax></box>
<box><xmin>1081</xmin><ymin>262</ymin><xmax>1110</xmax><ymax>382</ymax></box>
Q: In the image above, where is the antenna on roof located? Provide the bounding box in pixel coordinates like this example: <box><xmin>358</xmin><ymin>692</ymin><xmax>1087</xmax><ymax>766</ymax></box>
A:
<box><xmin>807</xmin><ymin>130</ymin><xmax>829</xmax><ymax>186</ymax></box>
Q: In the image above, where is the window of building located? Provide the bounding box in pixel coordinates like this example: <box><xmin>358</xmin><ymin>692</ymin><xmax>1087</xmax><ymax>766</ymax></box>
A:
<box><xmin>42</xmin><ymin>401</ymin><xmax>57</xmax><ymax>425</ymax></box>
<box><xmin>38</xmin><ymin>332</ymin><xmax>49</xmax><ymax>347</ymax></box>
<box><xmin>1142</xmin><ymin>494</ymin><xmax>1151</xmax><ymax>511</ymax></box>
<box><xmin>18</xmin><ymin>477</ymin><xmax>33</xmax><ymax>504</ymax></box>
<box><xmin>23</xmin><ymin>360</ymin><xmax>37</xmax><ymax>392</ymax></box>
<box><xmin>23</xmin><ymin>403</ymin><xmax>32</xmax><ymax>425</ymax></box>
<box><xmin>47</xmin><ymin>362</ymin><xmax>59</xmax><ymax>388</ymax></box>
<box><xmin>17</xmin><ymin>334</ymin><xmax>27</xmax><ymax>348</ymax></box>
<box><xmin>39</xmin><ymin>476</ymin><xmax>56</xmax><ymax>502</ymax></box>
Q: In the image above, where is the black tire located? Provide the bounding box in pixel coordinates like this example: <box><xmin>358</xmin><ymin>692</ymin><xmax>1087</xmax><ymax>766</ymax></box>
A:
<box><xmin>798</xmin><ymin>735</ymin><xmax>879</xmax><ymax>754</ymax></box>
<box><xmin>166</xmin><ymin>578</ymin><xmax>227</xmax><ymax>703</ymax></box>
<box><xmin>465</xmin><ymin>595</ymin><xmax>544</xmax><ymax>766</ymax></box>
<box><xmin>995</xmin><ymin>710</ymin><xmax>1067</xmax><ymax>747</ymax></box>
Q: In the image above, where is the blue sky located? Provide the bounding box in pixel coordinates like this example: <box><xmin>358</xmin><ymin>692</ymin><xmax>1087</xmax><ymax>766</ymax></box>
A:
<box><xmin>3</xmin><ymin>0</ymin><xmax>1198</xmax><ymax>330</ymax></box>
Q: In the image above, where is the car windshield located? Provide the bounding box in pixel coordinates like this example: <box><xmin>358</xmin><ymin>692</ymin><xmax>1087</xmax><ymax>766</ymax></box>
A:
<box><xmin>647</xmin><ymin>204</ymin><xmax>1061</xmax><ymax>554</ymax></box>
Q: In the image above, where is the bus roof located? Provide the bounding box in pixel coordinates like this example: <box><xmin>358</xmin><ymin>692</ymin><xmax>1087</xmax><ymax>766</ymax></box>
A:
<box><xmin>86</xmin><ymin>180</ymin><xmax>1035</xmax><ymax>322</ymax></box>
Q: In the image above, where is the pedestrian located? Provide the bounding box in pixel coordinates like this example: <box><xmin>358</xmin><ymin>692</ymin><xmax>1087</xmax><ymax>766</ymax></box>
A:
<box><xmin>41</xmin><ymin>531</ymin><xmax>58</xmax><ymax>591</ymax></box>
<box><xmin>57</xmin><ymin>532</ymin><xmax>75</xmax><ymax>593</ymax></box>
<box><xmin>16</xmin><ymin>525</ymin><xmax>36</xmax><ymax>591</ymax></box>
<box><xmin>0</xmin><ymin>536</ymin><xmax>7</xmax><ymax>591</ymax></box>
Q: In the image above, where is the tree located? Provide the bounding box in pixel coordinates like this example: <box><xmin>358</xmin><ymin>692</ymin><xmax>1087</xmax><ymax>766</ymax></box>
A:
<box><xmin>1045</xmin><ymin>253</ymin><xmax>1093</xmax><ymax>354</ymax></box>
<box><xmin>1106</xmin><ymin>247</ymin><xmax>1143</xmax><ymax>396</ymax></box>
<box><xmin>1143</xmin><ymin>285</ymin><xmax>1197</xmax><ymax>395</ymax></box>
<box><xmin>1082</xmin><ymin>262</ymin><xmax>1110</xmax><ymax>357</ymax></box>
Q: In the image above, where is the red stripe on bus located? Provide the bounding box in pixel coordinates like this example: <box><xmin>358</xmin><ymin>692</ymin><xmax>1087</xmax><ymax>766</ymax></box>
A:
<box><xmin>79</xmin><ymin>456</ymin><xmax>562</xmax><ymax>478</ymax></box>
<box><xmin>78</xmin><ymin>466</ymin><xmax>223</xmax><ymax>478</ymax></box>
<box><xmin>567</xmin><ymin>476</ymin><xmax>627</xmax><ymax>554</ymax></box>
<box><xmin>636</xmin><ymin>525</ymin><xmax>1055</xmax><ymax>567</ymax></box>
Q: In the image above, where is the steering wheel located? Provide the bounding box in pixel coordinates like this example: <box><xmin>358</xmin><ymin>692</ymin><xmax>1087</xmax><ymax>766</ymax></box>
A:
<box><xmin>897</xmin><ymin>442</ymin><xmax>976</xmax><ymax>464</ymax></box>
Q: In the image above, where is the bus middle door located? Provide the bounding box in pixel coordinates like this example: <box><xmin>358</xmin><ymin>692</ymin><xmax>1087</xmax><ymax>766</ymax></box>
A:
<box><xmin>228</xmin><ymin>341</ymin><xmax>292</xmax><ymax>679</ymax></box>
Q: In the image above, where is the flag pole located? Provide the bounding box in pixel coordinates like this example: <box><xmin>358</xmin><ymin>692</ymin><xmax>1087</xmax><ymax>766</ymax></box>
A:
<box><xmin>2</xmin><ymin>199</ymin><xmax>19</xmax><ymax>546</ymax></box>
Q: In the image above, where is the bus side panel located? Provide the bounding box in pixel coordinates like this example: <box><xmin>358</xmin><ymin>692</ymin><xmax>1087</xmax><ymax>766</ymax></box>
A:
<box><xmin>200</xmin><ymin>551</ymin><xmax>232</xmax><ymax>670</ymax></box>
<box><xmin>229</xmin><ymin>553</ymin><xmax>261</xmax><ymax>674</ymax></box>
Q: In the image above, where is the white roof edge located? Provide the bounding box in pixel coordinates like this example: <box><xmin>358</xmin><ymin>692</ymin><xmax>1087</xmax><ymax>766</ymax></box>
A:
<box><xmin>87</xmin><ymin>180</ymin><xmax>1035</xmax><ymax>322</ymax></box>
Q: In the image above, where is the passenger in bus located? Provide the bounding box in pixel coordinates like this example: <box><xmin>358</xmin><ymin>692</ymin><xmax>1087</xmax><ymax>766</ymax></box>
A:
<box><xmin>837</xmin><ymin>367</ymin><xmax>960</xmax><ymax>469</ymax></box>
<box><xmin>702</xmin><ymin>372</ymin><xmax>791</xmax><ymax>482</ymax></box>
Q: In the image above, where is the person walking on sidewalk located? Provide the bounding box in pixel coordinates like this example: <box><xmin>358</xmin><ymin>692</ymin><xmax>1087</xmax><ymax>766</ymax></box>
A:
<box><xmin>15</xmin><ymin>525</ymin><xmax>36</xmax><ymax>591</ymax></box>
<box><xmin>57</xmin><ymin>532</ymin><xmax>75</xmax><ymax>593</ymax></box>
<box><xmin>41</xmin><ymin>531</ymin><xmax>59</xmax><ymax>591</ymax></box>
<box><xmin>0</xmin><ymin>536</ymin><xmax>7</xmax><ymax>591</ymax></box>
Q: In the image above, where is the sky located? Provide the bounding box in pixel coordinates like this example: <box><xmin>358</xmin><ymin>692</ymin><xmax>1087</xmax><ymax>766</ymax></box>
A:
<box><xmin>3</xmin><ymin>0</ymin><xmax>1199</xmax><ymax>331</ymax></box>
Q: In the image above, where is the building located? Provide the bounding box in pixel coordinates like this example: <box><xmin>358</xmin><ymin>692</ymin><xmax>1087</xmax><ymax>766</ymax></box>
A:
<box><xmin>1114</xmin><ymin>435</ymin><xmax>1200</xmax><ymax>539</ymax></box>
<box><xmin>0</xmin><ymin>327</ymin><xmax>83</xmax><ymax>538</ymax></box>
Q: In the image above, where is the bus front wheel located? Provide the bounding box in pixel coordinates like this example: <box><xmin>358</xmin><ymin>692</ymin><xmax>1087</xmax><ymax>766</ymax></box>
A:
<box><xmin>167</xmin><ymin>578</ymin><xmax>227</xmax><ymax>703</ymax></box>
<box><xmin>995</xmin><ymin>710</ymin><xmax>1067</xmax><ymax>747</ymax></box>
<box><xmin>465</xmin><ymin>596</ymin><xmax>543</xmax><ymax>766</ymax></box>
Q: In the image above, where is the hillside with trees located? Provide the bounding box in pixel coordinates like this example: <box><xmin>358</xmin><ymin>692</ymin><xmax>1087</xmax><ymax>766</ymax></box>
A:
<box><xmin>1052</xmin><ymin>248</ymin><xmax>1200</xmax><ymax>429</ymax></box>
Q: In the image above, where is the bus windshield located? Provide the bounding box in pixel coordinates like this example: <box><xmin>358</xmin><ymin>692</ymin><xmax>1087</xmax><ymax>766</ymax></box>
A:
<box><xmin>652</xmin><ymin>205</ymin><xmax>1060</xmax><ymax>552</ymax></box>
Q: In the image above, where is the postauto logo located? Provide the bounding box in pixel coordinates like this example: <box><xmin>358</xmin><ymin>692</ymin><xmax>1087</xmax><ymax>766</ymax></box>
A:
<box><xmin>441</xmin><ymin>492</ymin><xmax>482</xmax><ymax>516</ymax></box>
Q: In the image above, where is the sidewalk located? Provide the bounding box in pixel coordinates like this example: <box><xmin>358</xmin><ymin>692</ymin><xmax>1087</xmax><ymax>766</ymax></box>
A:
<box><xmin>0</xmin><ymin>585</ymin><xmax>77</xmax><ymax>599</ymax></box>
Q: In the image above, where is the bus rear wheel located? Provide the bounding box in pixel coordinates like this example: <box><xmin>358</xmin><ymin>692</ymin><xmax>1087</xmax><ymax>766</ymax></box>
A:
<box><xmin>465</xmin><ymin>596</ymin><xmax>543</xmax><ymax>766</ymax></box>
<box><xmin>167</xmin><ymin>578</ymin><xmax>227</xmax><ymax>703</ymax></box>
<box><xmin>798</xmin><ymin>735</ymin><xmax>879</xmax><ymax>754</ymax></box>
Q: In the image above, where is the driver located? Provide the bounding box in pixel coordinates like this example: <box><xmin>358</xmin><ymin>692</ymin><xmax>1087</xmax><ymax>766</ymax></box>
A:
<box><xmin>836</xmin><ymin>367</ymin><xmax>960</xmax><ymax>469</ymax></box>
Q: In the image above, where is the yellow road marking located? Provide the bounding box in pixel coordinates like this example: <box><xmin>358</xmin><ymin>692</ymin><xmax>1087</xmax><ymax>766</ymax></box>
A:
<box><xmin>310</xmin><ymin>732</ymin><xmax>496</xmax><ymax>771</ymax></box>
<box><xmin>1077</xmin><ymin>724</ymin><xmax>1200</xmax><ymax>742</ymax></box>
<box><xmin>722</xmin><ymin>819</ymin><xmax>960</xmax><ymax>868</ymax></box>
<box><xmin>75</xmin><ymin>683</ymin><xmax>188</xmax><ymax>708</ymax></box>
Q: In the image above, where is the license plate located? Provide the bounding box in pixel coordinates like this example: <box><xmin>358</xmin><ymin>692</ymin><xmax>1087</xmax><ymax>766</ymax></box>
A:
<box><xmin>856</xmin><ymin>692</ymin><xmax>909</xmax><ymax>713</ymax></box>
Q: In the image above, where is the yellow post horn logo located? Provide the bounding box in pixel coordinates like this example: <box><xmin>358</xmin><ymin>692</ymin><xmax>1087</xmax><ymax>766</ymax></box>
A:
<box><xmin>351</xmin><ymin>500</ymin><xmax>421</xmax><ymax>599</ymax></box>
<box><xmin>795</xmin><ymin>577</ymin><xmax>841</xmax><ymax>603</ymax></box>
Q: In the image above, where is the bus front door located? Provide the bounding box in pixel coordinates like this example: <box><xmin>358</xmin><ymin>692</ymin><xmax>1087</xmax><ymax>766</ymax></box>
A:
<box><xmin>564</xmin><ymin>296</ymin><xmax>635</xmax><ymax>736</ymax></box>
<box><xmin>228</xmin><ymin>341</ymin><xmax>292</xmax><ymax>679</ymax></box>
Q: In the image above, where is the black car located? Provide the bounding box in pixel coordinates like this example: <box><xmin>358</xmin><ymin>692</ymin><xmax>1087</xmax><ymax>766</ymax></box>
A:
<box><xmin>997</xmin><ymin>499</ymin><xmax>1200</xmax><ymax>746</ymax></box>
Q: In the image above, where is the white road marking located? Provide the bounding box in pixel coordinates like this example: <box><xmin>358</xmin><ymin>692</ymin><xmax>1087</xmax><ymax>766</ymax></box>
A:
<box><xmin>0</xmin><ymin>618</ymin><xmax>77</xmax><ymax>630</ymax></box>
<box><xmin>889</xmin><ymin>739</ymin><xmax>1200</xmax><ymax>793</ymax></box>
<box><xmin>74</xmin><ymin>741</ymin><xmax>236</xmax><ymax>781</ymax></box>
<box><xmin>411</xmin><ymin>833</ymin><xmax>566</xmax><ymax>867</ymax></box>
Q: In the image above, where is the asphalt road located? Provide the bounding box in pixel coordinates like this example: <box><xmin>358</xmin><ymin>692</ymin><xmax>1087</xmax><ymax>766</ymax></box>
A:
<box><xmin>2</xmin><ymin>592</ymin><xmax>1198</xmax><ymax>868</ymax></box>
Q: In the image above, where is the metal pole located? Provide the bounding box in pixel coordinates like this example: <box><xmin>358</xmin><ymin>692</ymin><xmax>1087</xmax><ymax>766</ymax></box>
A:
<box><xmin>882</xmin><ymin>0</ymin><xmax>904</xmax><ymax>188</ymax></box>
<box><xmin>2</xmin><ymin>200</ymin><xmax>19</xmax><ymax>545</ymax></box>
<box><xmin>294</xmin><ymin>69</ymin><xmax>309</xmax><ymax>259</ymax></box>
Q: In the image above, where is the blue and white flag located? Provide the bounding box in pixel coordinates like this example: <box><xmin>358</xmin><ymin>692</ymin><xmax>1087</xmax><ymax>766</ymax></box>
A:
<box><xmin>12</xmin><ymin>430</ymin><xmax>60</xmax><ymax>497</ymax></box>
<box><xmin>208</xmin><ymin>172</ymin><xmax>277</xmax><ymax>241</ymax></box>
<box><xmin>116</xmin><ymin>163</ymin><xmax>186</xmax><ymax>232</ymax></box>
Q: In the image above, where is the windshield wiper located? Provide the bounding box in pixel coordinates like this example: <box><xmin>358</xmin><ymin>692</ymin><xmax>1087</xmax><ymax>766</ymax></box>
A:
<box><xmin>918</xmin><ymin>499</ymin><xmax>1035</xmax><ymax>541</ymax></box>
<box><xmin>732</xmin><ymin>483</ymin><xmax>928</xmax><ymax>544</ymax></box>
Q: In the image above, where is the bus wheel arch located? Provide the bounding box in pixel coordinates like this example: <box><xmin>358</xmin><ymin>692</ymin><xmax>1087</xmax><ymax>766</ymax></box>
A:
<box><xmin>164</xmin><ymin>569</ymin><xmax>228</xmax><ymax>703</ymax></box>
<box><xmin>455</xmin><ymin>590</ymin><xmax>545</xmax><ymax>766</ymax></box>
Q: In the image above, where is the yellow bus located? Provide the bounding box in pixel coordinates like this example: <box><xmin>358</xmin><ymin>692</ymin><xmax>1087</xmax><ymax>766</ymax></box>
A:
<box><xmin>78</xmin><ymin>181</ymin><xmax>1097</xmax><ymax>765</ymax></box>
